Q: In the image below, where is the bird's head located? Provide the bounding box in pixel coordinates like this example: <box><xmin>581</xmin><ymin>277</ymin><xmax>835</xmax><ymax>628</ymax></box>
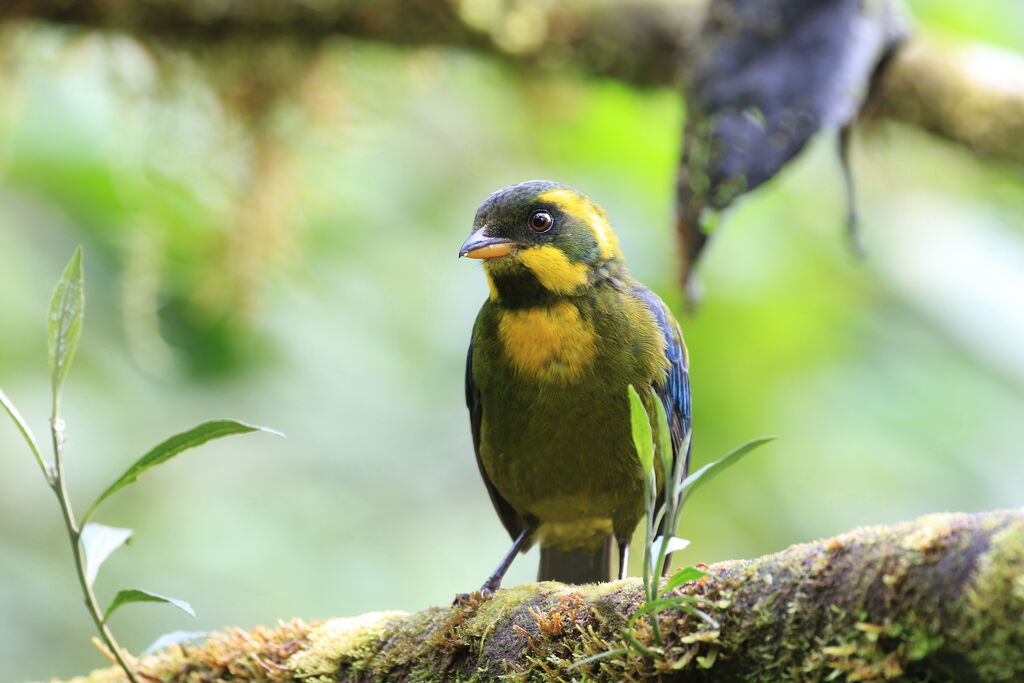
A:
<box><xmin>460</xmin><ymin>180</ymin><xmax>624</xmax><ymax>302</ymax></box>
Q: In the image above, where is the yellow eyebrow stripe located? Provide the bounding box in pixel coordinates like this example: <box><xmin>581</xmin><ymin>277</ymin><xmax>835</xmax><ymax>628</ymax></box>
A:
<box><xmin>538</xmin><ymin>187</ymin><xmax>622</xmax><ymax>260</ymax></box>
<box><xmin>518</xmin><ymin>246</ymin><xmax>589</xmax><ymax>294</ymax></box>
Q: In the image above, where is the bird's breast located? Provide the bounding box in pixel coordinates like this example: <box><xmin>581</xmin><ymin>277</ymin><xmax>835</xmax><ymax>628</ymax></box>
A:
<box><xmin>496</xmin><ymin>301</ymin><xmax>597</xmax><ymax>384</ymax></box>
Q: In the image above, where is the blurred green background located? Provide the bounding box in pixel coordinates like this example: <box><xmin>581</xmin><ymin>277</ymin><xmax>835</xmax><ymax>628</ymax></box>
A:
<box><xmin>1</xmin><ymin>2</ymin><xmax>1022</xmax><ymax>679</ymax></box>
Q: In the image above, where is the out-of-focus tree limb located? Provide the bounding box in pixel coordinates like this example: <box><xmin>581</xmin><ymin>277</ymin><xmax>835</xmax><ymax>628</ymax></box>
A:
<box><xmin>874</xmin><ymin>39</ymin><xmax>1024</xmax><ymax>165</ymax></box>
<box><xmin>3</xmin><ymin>0</ymin><xmax>1024</xmax><ymax>166</ymax></box>
<box><xmin>65</xmin><ymin>509</ymin><xmax>1023</xmax><ymax>681</ymax></box>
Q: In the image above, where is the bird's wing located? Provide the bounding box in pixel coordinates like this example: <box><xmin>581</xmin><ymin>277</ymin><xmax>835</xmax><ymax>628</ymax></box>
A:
<box><xmin>466</xmin><ymin>337</ymin><xmax>523</xmax><ymax>541</ymax></box>
<box><xmin>633</xmin><ymin>286</ymin><xmax>692</xmax><ymax>500</ymax></box>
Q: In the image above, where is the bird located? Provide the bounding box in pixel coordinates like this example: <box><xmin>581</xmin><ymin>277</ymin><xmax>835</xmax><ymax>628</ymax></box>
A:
<box><xmin>459</xmin><ymin>180</ymin><xmax>691</xmax><ymax>592</ymax></box>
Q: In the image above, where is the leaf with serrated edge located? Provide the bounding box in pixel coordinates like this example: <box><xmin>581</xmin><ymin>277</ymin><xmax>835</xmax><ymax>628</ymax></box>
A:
<box><xmin>104</xmin><ymin>589</ymin><xmax>194</xmax><ymax>623</ymax></box>
<box><xmin>84</xmin><ymin>419</ymin><xmax>284</xmax><ymax>524</ymax></box>
<box><xmin>143</xmin><ymin>630</ymin><xmax>210</xmax><ymax>656</ymax></box>
<box><xmin>81</xmin><ymin>523</ymin><xmax>133</xmax><ymax>587</ymax></box>
<box><xmin>678</xmin><ymin>437</ymin><xmax>776</xmax><ymax>499</ymax></box>
<box><xmin>628</xmin><ymin>385</ymin><xmax>654</xmax><ymax>476</ymax></box>
<box><xmin>48</xmin><ymin>247</ymin><xmax>85</xmax><ymax>402</ymax></box>
<box><xmin>661</xmin><ymin>566</ymin><xmax>708</xmax><ymax>595</ymax></box>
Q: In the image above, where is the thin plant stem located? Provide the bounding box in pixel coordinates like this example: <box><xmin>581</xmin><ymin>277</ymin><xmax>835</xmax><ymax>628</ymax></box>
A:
<box><xmin>653</xmin><ymin>500</ymin><xmax>677</xmax><ymax>597</ymax></box>
<box><xmin>50</xmin><ymin>406</ymin><xmax>139</xmax><ymax>683</ymax></box>
<box><xmin>644</xmin><ymin>477</ymin><xmax>664</xmax><ymax>646</ymax></box>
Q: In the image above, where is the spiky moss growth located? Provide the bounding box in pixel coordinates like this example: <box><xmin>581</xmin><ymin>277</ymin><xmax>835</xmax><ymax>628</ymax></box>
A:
<box><xmin>56</xmin><ymin>509</ymin><xmax>1024</xmax><ymax>682</ymax></box>
<box><xmin>64</xmin><ymin>618</ymin><xmax>316</xmax><ymax>682</ymax></box>
<box><xmin>289</xmin><ymin>611</ymin><xmax>409</xmax><ymax>680</ymax></box>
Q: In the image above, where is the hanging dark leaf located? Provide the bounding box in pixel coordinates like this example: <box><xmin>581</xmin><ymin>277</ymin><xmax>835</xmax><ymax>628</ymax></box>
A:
<box><xmin>676</xmin><ymin>0</ymin><xmax>909</xmax><ymax>295</ymax></box>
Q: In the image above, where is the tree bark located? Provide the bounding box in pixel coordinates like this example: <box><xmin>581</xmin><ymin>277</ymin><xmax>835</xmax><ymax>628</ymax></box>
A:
<box><xmin>3</xmin><ymin>0</ymin><xmax>1024</xmax><ymax>166</ymax></box>
<box><xmin>67</xmin><ymin>508</ymin><xmax>1023</xmax><ymax>682</ymax></box>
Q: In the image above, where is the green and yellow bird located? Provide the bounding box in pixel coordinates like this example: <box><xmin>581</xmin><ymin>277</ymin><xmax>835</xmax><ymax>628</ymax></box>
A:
<box><xmin>460</xmin><ymin>180</ymin><xmax>691</xmax><ymax>591</ymax></box>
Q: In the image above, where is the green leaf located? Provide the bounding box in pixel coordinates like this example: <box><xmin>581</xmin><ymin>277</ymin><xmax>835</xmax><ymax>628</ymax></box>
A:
<box><xmin>678</xmin><ymin>437</ymin><xmax>776</xmax><ymax>499</ymax></box>
<box><xmin>661</xmin><ymin>566</ymin><xmax>708</xmax><ymax>595</ymax></box>
<box><xmin>651</xmin><ymin>392</ymin><xmax>673</xmax><ymax>483</ymax></box>
<box><xmin>0</xmin><ymin>388</ymin><xmax>49</xmax><ymax>479</ymax></box>
<box><xmin>142</xmin><ymin>630</ymin><xmax>210</xmax><ymax>656</ymax></box>
<box><xmin>627</xmin><ymin>385</ymin><xmax>654</xmax><ymax>476</ymax></box>
<box><xmin>81</xmin><ymin>523</ymin><xmax>133</xmax><ymax>587</ymax></box>
<box><xmin>650</xmin><ymin>536</ymin><xmax>690</xmax><ymax>574</ymax></box>
<box><xmin>629</xmin><ymin>595</ymin><xmax>705</xmax><ymax>621</ymax></box>
<box><xmin>84</xmin><ymin>419</ymin><xmax>284</xmax><ymax>523</ymax></box>
<box><xmin>104</xmin><ymin>589</ymin><xmax>195</xmax><ymax>623</ymax></box>
<box><xmin>620</xmin><ymin>628</ymin><xmax>657</xmax><ymax>657</ymax></box>
<box><xmin>48</xmin><ymin>247</ymin><xmax>85</xmax><ymax>404</ymax></box>
<box><xmin>628</xmin><ymin>596</ymin><xmax>718</xmax><ymax>629</ymax></box>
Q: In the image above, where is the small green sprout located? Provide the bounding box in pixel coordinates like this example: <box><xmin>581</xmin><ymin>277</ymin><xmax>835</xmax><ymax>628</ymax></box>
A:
<box><xmin>570</xmin><ymin>385</ymin><xmax>774</xmax><ymax>671</ymax></box>
<box><xmin>0</xmin><ymin>247</ymin><xmax>282</xmax><ymax>682</ymax></box>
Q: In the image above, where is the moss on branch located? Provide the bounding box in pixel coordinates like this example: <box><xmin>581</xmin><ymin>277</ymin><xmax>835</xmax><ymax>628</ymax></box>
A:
<box><xmin>66</xmin><ymin>508</ymin><xmax>1023</xmax><ymax>681</ymax></box>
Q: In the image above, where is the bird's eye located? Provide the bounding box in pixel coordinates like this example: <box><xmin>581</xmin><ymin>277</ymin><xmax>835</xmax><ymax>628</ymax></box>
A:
<box><xmin>529</xmin><ymin>210</ymin><xmax>554</xmax><ymax>233</ymax></box>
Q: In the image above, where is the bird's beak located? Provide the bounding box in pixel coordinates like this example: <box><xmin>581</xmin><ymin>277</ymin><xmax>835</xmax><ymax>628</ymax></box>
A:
<box><xmin>459</xmin><ymin>227</ymin><xmax>514</xmax><ymax>259</ymax></box>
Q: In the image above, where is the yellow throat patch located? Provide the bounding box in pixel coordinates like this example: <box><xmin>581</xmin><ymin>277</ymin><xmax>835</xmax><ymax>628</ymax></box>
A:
<box><xmin>497</xmin><ymin>301</ymin><xmax>596</xmax><ymax>383</ymax></box>
<box><xmin>538</xmin><ymin>187</ymin><xmax>622</xmax><ymax>260</ymax></box>
<box><xmin>518</xmin><ymin>246</ymin><xmax>589</xmax><ymax>294</ymax></box>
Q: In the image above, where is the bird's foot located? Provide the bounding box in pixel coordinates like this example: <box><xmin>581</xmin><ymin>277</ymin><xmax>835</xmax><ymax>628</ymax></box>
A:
<box><xmin>451</xmin><ymin>589</ymin><xmax>492</xmax><ymax>608</ymax></box>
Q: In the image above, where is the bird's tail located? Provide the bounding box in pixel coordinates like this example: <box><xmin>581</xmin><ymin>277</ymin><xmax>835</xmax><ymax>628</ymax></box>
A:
<box><xmin>538</xmin><ymin>535</ymin><xmax>615</xmax><ymax>584</ymax></box>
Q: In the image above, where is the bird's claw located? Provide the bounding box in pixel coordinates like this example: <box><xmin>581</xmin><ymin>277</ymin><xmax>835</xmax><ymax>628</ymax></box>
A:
<box><xmin>451</xmin><ymin>590</ymin><xmax>493</xmax><ymax>608</ymax></box>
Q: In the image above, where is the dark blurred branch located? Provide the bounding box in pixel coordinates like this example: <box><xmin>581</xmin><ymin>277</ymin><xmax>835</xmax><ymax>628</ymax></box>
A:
<box><xmin>4</xmin><ymin>1</ymin><xmax>1024</xmax><ymax>166</ymax></box>
<box><xmin>65</xmin><ymin>509</ymin><xmax>1023</xmax><ymax>681</ymax></box>
<box><xmin>0</xmin><ymin>0</ymin><xmax>695</xmax><ymax>85</ymax></box>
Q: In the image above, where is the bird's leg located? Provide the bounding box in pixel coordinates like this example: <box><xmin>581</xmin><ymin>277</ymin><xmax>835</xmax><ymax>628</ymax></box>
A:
<box><xmin>479</xmin><ymin>528</ymin><xmax>533</xmax><ymax>595</ymax></box>
<box><xmin>617</xmin><ymin>539</ymin><xmax>630</xmax><ymax>580</ymax></box>
<box><xmin>453</xmin><ymin>528</ymin><xmax>533</xmax><ymax>606</ymax></box>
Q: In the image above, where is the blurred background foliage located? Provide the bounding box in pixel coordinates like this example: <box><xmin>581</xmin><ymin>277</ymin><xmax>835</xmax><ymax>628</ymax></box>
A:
<box><xmin>1</xmin><ymin>1</ymin><xmax>1022</xmax><ymax>679</ymax></box>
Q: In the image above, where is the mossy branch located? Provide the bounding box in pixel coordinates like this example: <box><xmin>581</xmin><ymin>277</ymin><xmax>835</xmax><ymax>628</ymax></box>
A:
<box><xmin>66</xmin><ymin>508</ymin><xmax>1023</xmax><ymax>682</ymax></box>
<box><xmin>3</xmin><ymin>1</ymin><xmax>1024</xmax><ymax>166</ymax></box>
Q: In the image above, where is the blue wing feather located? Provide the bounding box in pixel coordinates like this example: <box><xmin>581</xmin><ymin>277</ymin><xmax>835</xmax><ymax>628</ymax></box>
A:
<box><xmin>632</xmin><ymin>285</ymin><xmax>692</xmax><ymax>502</ymax></box>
